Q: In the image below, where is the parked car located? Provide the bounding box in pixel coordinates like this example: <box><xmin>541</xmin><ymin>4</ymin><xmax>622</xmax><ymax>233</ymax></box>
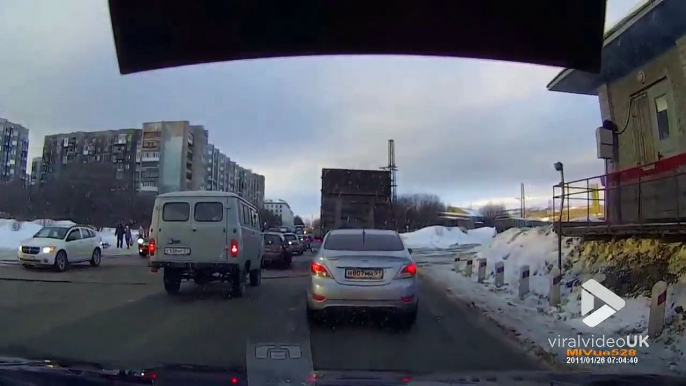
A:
<box><xmin>306</xmin><ymin>228</ymin><xmax>418</xmax><ymax>329</ymax></box>
<box><xmin>263</xmin><ymin>232</ymin><xmax>293</xmax><ymax>268</ymax></box>
<box><xmin>18</xmin><ymin>224</ymin><xmax>103</xmax><ymax>272</ymax></box>
<box><xmin>283</xmin><ymin>232</ymin><xmax>303</xmax><ymax>255</ymax></box>
<box><xmin>137</xmin><ymin>237</ymin><xmax>149</xmax><ymax>258</ymax></box>
<box><xmin>148</xmin><ymin>191</ymin><xmax>264</xmax><ymax>296</ymax></box>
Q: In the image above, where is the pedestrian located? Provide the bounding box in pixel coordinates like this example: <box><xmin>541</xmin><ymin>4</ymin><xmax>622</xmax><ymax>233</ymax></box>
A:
<box><xmin>125</xmin><ymin>225</ymin><xmax>132</xmax><ymax>249</ymax></box>
<box><xmin>115</xmin><ymin>223</ymin><xmax>125</xmax><ymax>249</ymax></box>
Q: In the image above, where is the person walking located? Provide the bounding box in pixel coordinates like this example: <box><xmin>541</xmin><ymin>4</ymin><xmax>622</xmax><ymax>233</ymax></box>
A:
<box><xmin>115</xmin><ymin>223</ymin><xmax>125</xmax><ymax>249</ymax></box>
<box><xmin>125</xmin><ymin>225</ymin><xmax>133</xmax><ymax>249</ymax></box>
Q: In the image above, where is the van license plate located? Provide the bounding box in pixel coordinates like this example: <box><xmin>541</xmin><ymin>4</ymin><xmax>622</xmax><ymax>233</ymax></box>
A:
<box><xmin>345</xmin><ymin>269</ymin><xmax>383</xmax><ymax>280</ymax></box>
<box><xmin>164</xmin><ymin>247</ymin><xmax>191</xmax><ymax>255</ymax></box>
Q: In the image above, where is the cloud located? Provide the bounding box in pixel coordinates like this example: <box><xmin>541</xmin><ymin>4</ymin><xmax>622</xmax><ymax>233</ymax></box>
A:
<box><xmin>0</xmin><ymin>0</ymin><xmax>639</xmax><ymax>217</ymax></box>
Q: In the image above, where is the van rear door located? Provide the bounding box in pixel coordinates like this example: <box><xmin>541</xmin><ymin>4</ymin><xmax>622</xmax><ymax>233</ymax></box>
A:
<box><xmin>191</xmin><ymin>198</ymin><xmax>230</xmax><ymax>262</ymax></box>
<box><xmin>154</xmin><ymin>196</ymin><xmax>228</xmax><ymax>263</ymax></box>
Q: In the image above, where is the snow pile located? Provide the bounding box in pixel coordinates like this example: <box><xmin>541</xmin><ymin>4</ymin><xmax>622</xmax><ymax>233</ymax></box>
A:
<box><xmin>401</xmin><ymin>226</ymin><xmax>495</xmax><ymax>249</ymax></box>
<box><xmin>425</xmin><ymin>226</ymin><xmax>686</xmax><ymax>374</ymax></box>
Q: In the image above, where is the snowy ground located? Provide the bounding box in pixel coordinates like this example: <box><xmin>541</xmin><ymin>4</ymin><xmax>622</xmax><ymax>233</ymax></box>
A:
<box><xmin>0</xmin><ymin>219</ymin><xmax>141</xmax><ymax>263</ymax></box>
<box><xmin>403</xmin><ymin>225</ymin><xmax>685</xmax><ymax>375</ymax></box>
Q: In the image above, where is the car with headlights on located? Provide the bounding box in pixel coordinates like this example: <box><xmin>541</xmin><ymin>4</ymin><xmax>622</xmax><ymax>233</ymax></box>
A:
<box><xmin>18</xmin><ymin>225</ymin><xmax>103</xmax><ymax>272</ymax></box>
<box><xmin>283</xmin><ymin>232</ymin><xmax>304</xmax><ymax>255</ymax></box>
<box><xmin>306</xmin><ymin>228</ymin><xmax>418</xmax><ymax>329</ymax></box>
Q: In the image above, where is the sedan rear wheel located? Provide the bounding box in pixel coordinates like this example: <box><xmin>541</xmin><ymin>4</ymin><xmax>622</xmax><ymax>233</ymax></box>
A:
<box><xmin>396</xmin><ymin>308</ymin><xmax>418</xmax><ymax>331</ymax></box>
<box><xmin>90</xmin><ymin>248</ymin><xmax>101</xmax><ymax>267</ymax></box>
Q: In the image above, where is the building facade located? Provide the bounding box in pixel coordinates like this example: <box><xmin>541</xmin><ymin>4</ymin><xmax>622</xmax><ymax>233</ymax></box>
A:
<box><xmin>30</xmin><ymin>157</ymin><xmax>41</xmax><ymax>186</ymax></box>
<box><xmin>137</xmin><ymin>121</ymin><xmax>209</xmax><ymax>193</ymax></box>
<box><xmin>40</xmin><ymin>128</ymin><xmax>140</xmax><ymax>188</ymax></box>
<box><xmin>0</xmin><ymin>118</ymin><xmax>29</xmax><ymax>184</ymax></box>
<box><xmin>265</xmin><ymin>199</ymin><xmax>295</xmax><ymax>227</ymax></box>
<box><xmin>37</xmin><ymin>121</ymin><xmax>265</xmax><ymax>202</ymax></box>
<box><xmin>548</xmin><ymin>0</ymin><xmax>686</xmax><ymax>223</ymax></box>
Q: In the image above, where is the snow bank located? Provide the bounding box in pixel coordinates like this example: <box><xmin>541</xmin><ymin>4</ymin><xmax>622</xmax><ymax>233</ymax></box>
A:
<box><xmin>425</xmin><ymin>226</ymin><xmax>686</xmax><ymax>374</ymax></box>
<box><xmin>400</xmin><ymin>226</ymin><xmax>495</xmax><ymax>249</ymax></box>
<box><xmin>0</xmin><ymin>219</ymin><xmax>141</xmax><ymax>252</ymax></box>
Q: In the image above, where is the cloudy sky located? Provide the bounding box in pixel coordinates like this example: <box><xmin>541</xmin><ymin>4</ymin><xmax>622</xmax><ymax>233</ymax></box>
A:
<box><xmin>0</xmin><ymin>0</ymin><xmax>645</xmax><ymax>218</ymax></box>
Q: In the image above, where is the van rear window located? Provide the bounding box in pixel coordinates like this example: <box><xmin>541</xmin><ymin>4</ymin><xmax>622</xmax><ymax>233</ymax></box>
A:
<box><xmin>194</xmin><ymin>202</ymin><xmax>223</xmax><ymax>222</ymax></box>
<box><xmin>162</xmin><ymin>202</ymin><xmax>190</xmax><ymax>222</ymax></box>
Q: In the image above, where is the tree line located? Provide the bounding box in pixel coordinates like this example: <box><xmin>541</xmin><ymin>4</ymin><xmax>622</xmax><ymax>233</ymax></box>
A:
<box><xmin>1</xmin><ymin>163</ymin><xmax>158</xmax><ymax>228</ymax></box>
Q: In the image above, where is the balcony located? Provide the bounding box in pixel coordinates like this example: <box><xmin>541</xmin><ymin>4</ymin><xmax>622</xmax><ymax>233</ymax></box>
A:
<box><xmin>141</xmin><ymin>151</ymin><xmax>160</xmax><ymax>162</ymax></box>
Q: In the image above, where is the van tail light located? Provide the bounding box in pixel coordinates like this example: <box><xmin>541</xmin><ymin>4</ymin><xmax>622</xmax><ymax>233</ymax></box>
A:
<box><xmin>229</xmin><ymin>239</ymin><xmax>239</xmax><ymax>258</ymax></box>
<box><xmin>310</xmin><ymin>261</ymin><xmax>331</xmax><ymax>278</ymax></box>
<box><xmin>395</xmin><ymin>262</ymin><xmax>417</xmax><ymax>279</ymax></box>
<box><xmin>149</xmin><ymin>239</ymin><xmax>156</xmax><ymax>256</ymax></box>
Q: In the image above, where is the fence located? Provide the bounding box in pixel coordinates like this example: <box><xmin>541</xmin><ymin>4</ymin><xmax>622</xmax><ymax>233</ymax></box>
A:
<box><xmin>552</xmin><ymin>158</ymin><xmax>686</xmax><ymax>224</ymax></box>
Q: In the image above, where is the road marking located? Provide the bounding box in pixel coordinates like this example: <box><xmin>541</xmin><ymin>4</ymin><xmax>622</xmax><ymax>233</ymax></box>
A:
<box><xmin>246</xmin><ymin>341</ymin><xmax>314</xmax><ymax>385</ymax></box>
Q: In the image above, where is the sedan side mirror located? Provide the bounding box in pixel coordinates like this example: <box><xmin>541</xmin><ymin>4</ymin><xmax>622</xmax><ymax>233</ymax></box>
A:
<box><xmin>408</xmin><ymin>248</ymin><xmax>413</xmax><ymax>254</ymax></box>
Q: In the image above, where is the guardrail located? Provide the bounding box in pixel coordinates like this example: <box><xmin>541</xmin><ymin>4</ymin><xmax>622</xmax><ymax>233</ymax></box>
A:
<box><xmin>553</xmin><ymin>158</ymin><xmax>686</xmax><ymax>225</ymax></box>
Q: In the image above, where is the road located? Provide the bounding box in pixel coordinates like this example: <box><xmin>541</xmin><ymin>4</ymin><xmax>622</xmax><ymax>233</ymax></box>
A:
<box><xmin>0</xmin><ymin>246</ymin><xmax>545</xmax><ymax>382</ymax></box>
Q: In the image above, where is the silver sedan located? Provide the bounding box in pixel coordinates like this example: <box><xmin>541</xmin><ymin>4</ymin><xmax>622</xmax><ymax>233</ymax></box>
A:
<box><xmin>306</xmin><ymin>228</ymin><xmax>418</xmax><ymax>329</ymax></box>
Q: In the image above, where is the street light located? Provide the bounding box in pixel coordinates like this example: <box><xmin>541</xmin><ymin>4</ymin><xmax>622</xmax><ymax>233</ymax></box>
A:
<box><xmin>554</xmin><ymin>162</ymin><xmax>564</xmax><ymax>271</ymax></box>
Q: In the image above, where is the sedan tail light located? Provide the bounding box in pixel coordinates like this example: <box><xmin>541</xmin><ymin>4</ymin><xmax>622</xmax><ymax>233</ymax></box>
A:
<box><xmin>395</xmin><ymin>262</ymin><xmax>417</xmax><ymax>279</ymax></box>
<box><xmin>311</xmin><ymin>261</ymin><xmax>331</xmax><ymax>278</ymax></box>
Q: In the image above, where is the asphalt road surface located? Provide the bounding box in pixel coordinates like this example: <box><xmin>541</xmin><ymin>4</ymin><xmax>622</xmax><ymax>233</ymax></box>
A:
<box><xmin>0</xmin><ymin>246</ymin><xmax>545</xmax><ymax>382</ymax></box>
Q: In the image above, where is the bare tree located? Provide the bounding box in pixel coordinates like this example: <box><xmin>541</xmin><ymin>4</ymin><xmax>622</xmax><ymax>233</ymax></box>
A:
<box><xmin>479</xmin><ymin>202</ymin><xmax>509</xmax><ymax>227</ymax></box>
<box><xmin>294</xmin><ymin>215</ymin><xmax>304</xmax><ymax>226</ymax></box>
<box><xmin>392</xmin><ymin>193</ymin><xmax>446</xmax><ymax>231</ymax></box>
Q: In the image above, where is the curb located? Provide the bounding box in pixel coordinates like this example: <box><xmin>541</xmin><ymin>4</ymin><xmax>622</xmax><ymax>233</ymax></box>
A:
<box><xmin>418</xmin><ymin>270</ymin><xmax>573</xmax><ymax>372</ymax></box>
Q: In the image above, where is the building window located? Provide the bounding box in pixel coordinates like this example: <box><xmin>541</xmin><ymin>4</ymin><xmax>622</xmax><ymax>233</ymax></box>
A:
<box><xmin>654</xmin><ymin>95</ymin><xmax>670</xmax><ymax>140</ymax></box>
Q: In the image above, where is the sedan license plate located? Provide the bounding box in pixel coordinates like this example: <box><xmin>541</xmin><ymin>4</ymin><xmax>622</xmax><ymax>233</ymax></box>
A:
<box><xmin>345</xmin><ymin>268</ymin><xmax>384</xmax><ymax>280</ymax></box>
<box><xmin>164</xmin><ymin>247</ymin><xmax>191</xmax><ymax>256</ymax></box>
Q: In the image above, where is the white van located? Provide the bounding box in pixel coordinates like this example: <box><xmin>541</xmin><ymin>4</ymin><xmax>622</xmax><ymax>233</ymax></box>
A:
<box><xmin>148</xmin><ymin>191</ymin><xmax>264</xmax><ymax>296</ymax></box>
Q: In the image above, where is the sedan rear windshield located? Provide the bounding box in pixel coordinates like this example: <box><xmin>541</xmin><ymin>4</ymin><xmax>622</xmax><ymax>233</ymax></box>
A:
<box><xmin>264</xmin><ymin>234</ymin><xmax>282</xmax><ymax>245</ymax></box>
<box><xmin>284</xmin><ymin>234</ymin><xmax>297</xmax><ymax>241</ymax></box>
<box><xmin>324</xmin><ymin>233</ymin><xmax>405</xmax><ymax>251</ymax></box>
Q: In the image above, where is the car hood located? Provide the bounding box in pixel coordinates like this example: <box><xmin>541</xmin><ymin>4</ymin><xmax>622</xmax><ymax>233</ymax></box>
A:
<box><xmin>19</xmin><ymin>238</ymin><xmax>63</xmax><ymax>248</ymax></box>
<box><xmin>0</xmin><ymin>355</ymin><xmax>684</xmax><ymax>385</ymax></box>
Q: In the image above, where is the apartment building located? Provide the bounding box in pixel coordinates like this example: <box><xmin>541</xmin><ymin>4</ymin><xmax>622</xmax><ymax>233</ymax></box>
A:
<box><xmin>37</xmin><ymin>120</ymin><xmax>266</xmax><ymax>200</ymax></box>
<box><xmin>137</xmin><ymin>121</ymin><xmax>208</xmax><ymax>193</ymax></box>
<box><xmin>40</xmin><ymin>128</ymin><xmax>139</xmax><ymax>188</ymax></box>
<box><xmin>265</xmin><ymin>199</ymin><xmax>294</xmax><ymax>227</ymax></box>
<box><xmin>203</xmin><ymin>144</ymin><xmax>232</xmax><ymax>192</ymax></box>
<box><xmin>0</xmin><ymin>118</ymin><xmax>29</xmax><ymax>184</ymax></box>
<box><xmin>30</xmin><ymin>157</ymin><xmax>41</xmax><ymax>186</ymax></box>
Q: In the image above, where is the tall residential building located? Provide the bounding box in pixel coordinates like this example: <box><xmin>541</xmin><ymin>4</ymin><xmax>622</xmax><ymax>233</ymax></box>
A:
<box><xmin>40</xmin><ymin>128</ymin><xmax>139</xmax><ymax>188</ymax></box>
<box><xmin>0</xmin><ymin>118</ymin><xmax>29</xmax><ymax>184</ymax></box>
<box><xmin>30</xmin><ymin>157</ymin><xmax>42</xmax><ymax>186</ymax></box>
<box><xmin>203</xmin><ymin>144</ymin><xmax>233</xmax><ymax>192</ymax></box>
<box><xmin>265</xmin><ymin>199</ymin><xmax>295</xmax><ymax>227</ymax></box>
<box><xmin>137</xmin><ymin>121</ymin><xmax>208</xmax><ymax>193</ymax></box>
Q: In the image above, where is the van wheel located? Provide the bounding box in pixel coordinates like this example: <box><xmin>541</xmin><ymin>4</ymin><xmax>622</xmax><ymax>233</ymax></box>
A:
<box><xmin>164</xmin><ymin>280</ymin><xmax>181</xmax><ymax>294</ymax></box>
<box><xmin>232</xmin><ymin>270</ymin><xmax>246</xmax><ymax>297</ymax></box>
<box><xmin>249</xmin><ymin>263</ymin><xmax>262</xmax><ymax>287</ymax></box>
<box><xmin>163</xmin><ymin>271</ymin><xmax>181</xmax><ymax>295</ymax></box>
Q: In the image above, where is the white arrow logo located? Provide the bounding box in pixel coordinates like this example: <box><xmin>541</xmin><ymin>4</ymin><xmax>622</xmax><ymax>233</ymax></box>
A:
<box><xmin>581</xmin><ymin>279</ymin><xmax>626</xmax><ymax>327</ymax></box>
